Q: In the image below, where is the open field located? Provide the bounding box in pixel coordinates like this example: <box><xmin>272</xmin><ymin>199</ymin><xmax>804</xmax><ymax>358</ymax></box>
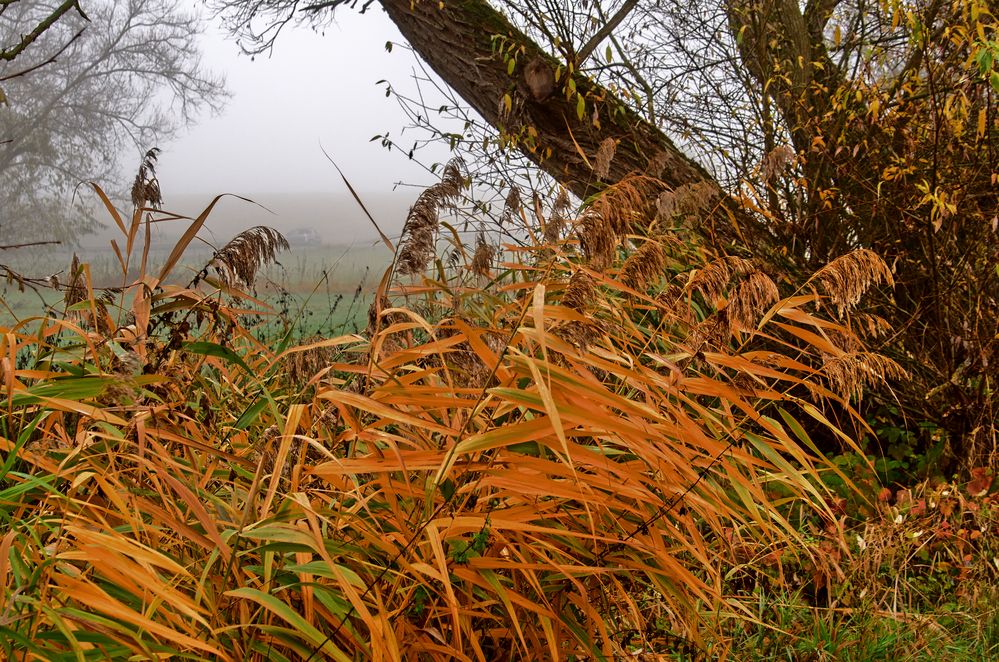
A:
<box><xmin>1</xmin><ymin>241</ymin><xmax>391</xmax><ymax>339</ymax></box>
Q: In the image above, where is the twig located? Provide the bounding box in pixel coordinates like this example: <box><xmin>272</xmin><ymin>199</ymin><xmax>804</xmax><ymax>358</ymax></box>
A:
<box><xmin>0</xmin><ymin>240</ymin><xmax>62</xmax><ymax>250</ymax></box>
<box><xmin>0</xmin><ymin>28</ymin><xmax>85</xmax><ymax>83</ymax></box>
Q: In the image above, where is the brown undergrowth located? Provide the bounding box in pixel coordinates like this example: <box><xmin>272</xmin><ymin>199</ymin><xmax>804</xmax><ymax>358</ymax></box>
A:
<box><xmin>0</xmin><ymin>170</ymin><xmax>905</xmax><ymax>659</ymax></box>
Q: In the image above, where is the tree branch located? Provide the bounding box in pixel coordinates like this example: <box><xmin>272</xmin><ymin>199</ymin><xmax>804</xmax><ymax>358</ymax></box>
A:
<box><xmin>0</xmin><ymin>0</ymin><xmax>86</xmax><ymax>63</ymax></box>
<box><xmin>0</xmin><ymin>28</ymin><xmax>84</xmax><ymax>82</ymax></box>
<box><xmin>574</xmin><ymin>0</ymin><xmax>637</xmax><ymax>68</ymax></box>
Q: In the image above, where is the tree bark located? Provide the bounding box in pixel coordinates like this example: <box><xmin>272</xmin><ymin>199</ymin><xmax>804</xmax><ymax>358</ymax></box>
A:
<box><xmin>379</xmin><ymin>0</ymin><xmax>718</xmax><ymax>201</ymax></box>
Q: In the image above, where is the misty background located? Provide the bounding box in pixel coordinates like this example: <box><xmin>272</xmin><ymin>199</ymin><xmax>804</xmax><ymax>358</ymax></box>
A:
<box><xmin>1</xmin><ymin>1</ymin><xmax>462</xmax><ymax>328</ymax></box>
<box><xmin>144</xmin><ymin>2</ymin><xmax>451</xmax><ymax>248</ymax></box>
<box><xmin>6</xmin><ymin>1</ymin><xmax>456</xmax><ymax>252</ymax></box>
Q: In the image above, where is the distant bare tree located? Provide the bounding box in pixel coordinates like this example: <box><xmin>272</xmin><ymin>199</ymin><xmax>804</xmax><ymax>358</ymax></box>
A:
<box><xmin>0</xmin><ymin>0</ymin><xmax>86</xmax><ymax>69</ymax></box>
<box><xmin>0</xmin><ymin>0</ymin><xmax>227</xmax><ymax>243</ymax></box>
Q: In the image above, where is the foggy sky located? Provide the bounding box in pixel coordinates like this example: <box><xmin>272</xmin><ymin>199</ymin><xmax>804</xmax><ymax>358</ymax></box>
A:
<box><xmin>157</xmin><ymin>3</ymin><xmax>450</xmax><ymax>197</ymax></box>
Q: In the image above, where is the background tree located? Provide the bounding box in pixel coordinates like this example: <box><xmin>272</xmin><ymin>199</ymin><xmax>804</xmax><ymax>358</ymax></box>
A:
<box><xmin>0</xmin><ymin>0</ymin><xmax>226</xmax><ymax>243</ymax></box>
<box><xmin>216</xmin><ymin>0</ymin><xmax>997</xmax><ymax>470</ymax></box>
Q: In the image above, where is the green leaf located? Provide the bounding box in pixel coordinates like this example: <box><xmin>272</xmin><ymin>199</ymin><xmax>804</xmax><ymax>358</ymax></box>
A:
<box><xmin>184</xmin><ymin>341</ymin><xmax>252</xmax><ymax>374</ymax></box>
<box><xmin>233</xmin><ymin>398</ymin><xmax>268</xmax><ymax>430</ymax></box>
<box><xmin>285</xmin><ymin>561</ymin><xmax>364</xmax><ymax>587</ymax></box>
<box><xmin>576</xmin><ymin>93</ymin><xmax>586</xmax><ymax>120</ymax></box>
<box><xmin>12</xmin><ymin>376</ymin><xmax>113</xmax><ymax>406</ymax></box>
<box><xmin>225</xmin><ymin>587</ymin><xmax>352</xmax><ymax>662</ymax></box>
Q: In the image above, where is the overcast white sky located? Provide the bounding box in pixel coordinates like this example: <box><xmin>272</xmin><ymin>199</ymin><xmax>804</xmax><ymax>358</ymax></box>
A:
<box><xmin>157</xmin><ymin>3</ymin><xmax>450</xmax><ymax>196</ymax></box>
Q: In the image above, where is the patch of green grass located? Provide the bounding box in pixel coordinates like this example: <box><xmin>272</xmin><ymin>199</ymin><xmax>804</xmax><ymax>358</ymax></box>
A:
<box><xmin>1</xmin><ymin>241</ymin><xmax>390</xmax><ymax>336</ymax></box>
<box><xmin>703</xmin><ymin>591</ymin><xmax>999</xmax><ymax>661</ymax></box>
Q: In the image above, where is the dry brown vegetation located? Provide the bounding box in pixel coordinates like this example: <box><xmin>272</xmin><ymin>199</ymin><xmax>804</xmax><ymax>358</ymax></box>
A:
<box><xmin>2</xmin><ymin>165</ymin><xmax>949</xmax><ymax>659</ymax></box>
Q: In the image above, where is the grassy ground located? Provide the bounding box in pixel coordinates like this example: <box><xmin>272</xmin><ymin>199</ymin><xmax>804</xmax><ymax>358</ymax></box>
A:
<box><xmin>0</xmin><ymin>242</ymin><xmax>389</xmax><ymax>338</ymax></box>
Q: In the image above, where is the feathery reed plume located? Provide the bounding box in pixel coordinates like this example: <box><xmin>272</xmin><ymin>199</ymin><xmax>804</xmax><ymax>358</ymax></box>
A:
<box><xmin>656</xmin><ymin>189</ymin><xmax>679</xmax><ymax>220</ymax></box>
<box><xmin>851</xmin><ymin>312</ymin><xmax>893</xmax><ymax>339</ymax></box>
<box><xmin>469</xmin><ymin>230</ymin><xmax>494</xmax><ymax>277</ymax></box>
<box><xmin>727</xmin><ymin>270</ymin><xmax>780</xmax><ymax>331</ymax></box>
<box><xmin>589</xmin><ymin>176</ymin><xmax>658</xmax><ymax>236</ymax></box>
<box><xmin>593</xmin><ymin>137</ymin><xmax>617</xmax><ymax>180</ymax></box>
<box><xmin>656</xmin><ymin>182</ymin><xmax>720</xmax><ymax>222</ymax></box>
<box><xmin>562</xmin><ymin>270</ymin><xmax>595</xmax><ymax>312</ymax></box>
<box><xmin>577</xmin><ymin>209</ymin><xmax>616</xmax><ymax>269</ymax></box>
<box><xmin>397</xmin><ymin>158</ymin><xmax>467</xmax><ymax>275</ymax></box>
<box><xmin>554</xmin><ymin>317</ymin><xmax>603</xmax><ymax>352</ymax></box>
<box><xmin>646</xmin><ymin>150</ymin><xmax>668</xmax><ymax>177</ymax></box>
<box><xmin>130</xmin><ymin>148</ymin><xmax>162</xmax><ymax>209</ymax></box>
<box><xmin>544</xmin><ymin>187</ymin><xmax>571</xmax><ymax>243</ymax></box>
<box><xmin>808</xmin><ymin>248</ymin><xmax>894</xmax><ymax>315</ymax></box>
<box><xmin>284</xmin><ymin>336</ymin><xmax>338</xmax><ymax>387</ymax></box>
<box><xmin>687</xmin><ymin>256</ymin><xmax>756</xmax><ymax>303</ymax></box>
<box><xmin>397</xmin><ymin>195</ymin><xmax>442</xmax><ymax>275</ymax></box>
<box><xmin>202</xmin><ymin>226</ymin><xmax>289</xmax><ymax>287</ymax></box>
<box><xmin>501</xmin><ymin>184</ymin><xmax>521</xmax><ymax>227</ymax></box>
<box><xmin>64</xmin><ymin>253</ymin><xmax>86</xmax><ymax>311</ymax></box>
<box><xmin>685</xmin><ymin>314</ymin><xmax>729</xmax><ymax>353</ymax></box>
<box><xmin>760</xmin><ymin>145</ymin><xmax>796</xmax><ymax>182</ymax></box>
<box><xmin>822</xmin><ymin>351</ymin><xmax>907</xmax><ymax>397</ymax></box>
<box><xmin>620</xmin><ymin>240</ymin><xmax>667</xmax><ymax>291</ymax></box>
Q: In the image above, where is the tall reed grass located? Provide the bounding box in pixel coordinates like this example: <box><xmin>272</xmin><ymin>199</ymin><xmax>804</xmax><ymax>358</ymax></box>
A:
<box><xmin>0</xmin><ymin>167</ymin><xmax>901</xmax><ymax>659</ymax></box>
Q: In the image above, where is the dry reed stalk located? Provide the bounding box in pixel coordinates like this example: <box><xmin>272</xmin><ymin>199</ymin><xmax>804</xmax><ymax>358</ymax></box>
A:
<box><xmin>469</xmin><ymin>230</ymin><xmax>494</xmax><ymax>277</ymax></box>
<box><xmin>130</xmin><ymin>148</ymin><xmax>162</xmax><ymax>209</ymax></box>
<box><xmin>397</xmin><ymin>158</ymin><xmax>467</xmax><ymax>275</ymax></box>
<box><xmin>203</xmin><ymin>226</ymin><xmax>289</xmax><ymax>287</ymax></box>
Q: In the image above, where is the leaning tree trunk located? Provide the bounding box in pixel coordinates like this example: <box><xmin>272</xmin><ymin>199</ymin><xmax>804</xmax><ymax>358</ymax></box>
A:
<box><xmin>379</xmin><ymin>0</ymin><xmax>716</xmax><ymax>199</ymax></box>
